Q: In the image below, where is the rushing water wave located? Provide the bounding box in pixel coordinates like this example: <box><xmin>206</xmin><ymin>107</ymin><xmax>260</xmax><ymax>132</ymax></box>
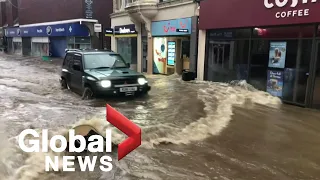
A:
<box><xmin>0</xmin><ymin>74</ymin><xmax>283</xmax><ymax>180</ymax></box>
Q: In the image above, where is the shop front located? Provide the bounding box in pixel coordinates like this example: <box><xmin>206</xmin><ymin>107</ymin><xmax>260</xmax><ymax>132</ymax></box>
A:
<box><xmin>113</xmin><ymin>24</ymin><xmax>138</xmax><ymax>71</ymax></box>
<box><xmin>0</xmin><ymin>28</ymin><xmax>4</xmax><ymax>50</ymax></box>
<box><xmin>151</xmin><ymin>17</ymin><xmax>192</xmax><ymax>75</ymax></box>
<box><xmin>198</xmin><ymin>0</ymin><xmax>320</xmax><ymax>109</ymax></box>
<box><xmin>5</xmin><ymin>22</ymin><xmax>91</xmax><ymax>57</ymax></box>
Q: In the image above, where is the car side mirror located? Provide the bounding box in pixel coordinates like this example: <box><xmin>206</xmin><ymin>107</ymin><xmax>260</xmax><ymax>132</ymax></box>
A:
<box><xmin>73</xmin><ymin>64</ymin><xmax>81</xmax><ymax>71</ymax></box>
<box><xmin>126</xmin><ymin>63</ymin><xmax>130</xmax><ymax>68</ymax></box>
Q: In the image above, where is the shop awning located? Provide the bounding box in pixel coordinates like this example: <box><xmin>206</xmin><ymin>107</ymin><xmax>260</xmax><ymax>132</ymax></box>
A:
<box><xmin>5</xmin><ymin>19</ymin><xmax>97</xmax><ymax>38</ymax></box>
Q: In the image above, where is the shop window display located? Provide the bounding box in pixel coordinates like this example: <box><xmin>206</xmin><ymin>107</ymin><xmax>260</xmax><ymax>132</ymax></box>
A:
<box><xmin>117</xmin><ymin>37</ymin><xmax>137</xmax><ymax>65</ymax></box>
<box><xmin>32</xmin><ymin>43</ymin><xmax>49</xmax><ymax>56</ymax></box>
<box><xmin>250</xmin><ymin>26</ymin><xmax>312</xmax><ymax>105</ymax></box>
<box><xmin>206</xmin><ymin>28</ymin><xmax>251</xmax><ymax>82</ymax></box>
<box><xmin>13</xmin><ymin>42</ymin><xmax>22</xmax><ymax>55</ymax></box>
<box><xmin>67</xmin><ymin>37</ymin><xmax>91</xmax><ymax>49</ymax></box>
<box><xmin>206</xmin><ymin>39</ymin><xmax>250</xmax><ymax>82</ymax></box>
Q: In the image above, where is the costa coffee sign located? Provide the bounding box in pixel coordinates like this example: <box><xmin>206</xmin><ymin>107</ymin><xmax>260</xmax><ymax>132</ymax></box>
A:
<box><xmin>264</xmin><ymin>0</ymin><xmax>317</xmax><ymax>18</ymax></box>
<box><xmin>199</xmin><ymin>0</ymin><xmax>320</xmax><ymax>30</ymax></box>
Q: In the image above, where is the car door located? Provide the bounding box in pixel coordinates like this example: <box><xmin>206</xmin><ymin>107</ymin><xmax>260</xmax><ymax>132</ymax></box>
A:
<box><xmin>70</xmin><ymin>54</ymin><xmax>84</xmax><ymax>93</ymax></box>
<box><xmin>63</xmin><ymin>53</ymin><xmax>74</xmax><ymax>87</ymax></box>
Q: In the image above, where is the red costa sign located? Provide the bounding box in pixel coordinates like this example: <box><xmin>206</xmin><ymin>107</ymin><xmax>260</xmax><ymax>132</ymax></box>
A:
<box><xmin>199</xmin><ymin>0</ymin><xmax>320</xmax><ymax>29</ymax></box>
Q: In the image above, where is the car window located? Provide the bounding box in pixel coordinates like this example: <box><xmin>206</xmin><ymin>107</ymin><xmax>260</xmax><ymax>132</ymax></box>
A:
<box><xmin>72</xmin><ymin>54</ymin><xmax>83</xmax><ymax>71</ymax></box>
<box><xmin>83</xmin><ymin>53</ymin><xmax>127</xmax><ymax>69</ymax></box>
<box><xmin>63</xmin><ymin>53</ymin><xmax>73</xmax><ymax>66</ymax></box>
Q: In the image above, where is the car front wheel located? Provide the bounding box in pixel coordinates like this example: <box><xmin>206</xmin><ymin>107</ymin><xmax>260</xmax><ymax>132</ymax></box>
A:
<box><xmin>61</xmin><ymin>78</ymin><xmax>69</xmax><ymax>89</ymax></box>
<box><xmin>82</xmin><ymin>87</ymin><xmax>94</xmax><ymax>100</ymax></box>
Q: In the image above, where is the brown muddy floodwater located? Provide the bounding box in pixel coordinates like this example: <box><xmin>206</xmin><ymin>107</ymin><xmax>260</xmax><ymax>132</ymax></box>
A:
<box><xmin>0</xmin><ymin>55</ymin><xmax>320</xmax><ymax>180</ymax></box>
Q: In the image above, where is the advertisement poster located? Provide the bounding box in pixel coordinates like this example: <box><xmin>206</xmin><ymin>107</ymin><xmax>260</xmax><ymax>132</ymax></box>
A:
<box><xmin>153</xmin><ymin>37</ymin><xmax>167</xmax><ymax>74</ymax></box>
<box><xmin>267</xmin><ymin>70</ymin><xmax>284</xmax><ymax>97</ymax></box>
<box><xmin>167</xmin><ymin>41</ymin><xmax>176</xmax><ymax>66</ymax></box>
<box><xmin>268</xmin><ymin>42</ymin><xmax>287</xmax><ymax>69</ymax></box>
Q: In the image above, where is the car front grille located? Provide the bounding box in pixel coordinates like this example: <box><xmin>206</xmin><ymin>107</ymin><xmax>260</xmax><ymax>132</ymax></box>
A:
<box><xmin>111</xmin><ymin>78</ymin><xmax>137</xmax><ymax>85</ymax></box>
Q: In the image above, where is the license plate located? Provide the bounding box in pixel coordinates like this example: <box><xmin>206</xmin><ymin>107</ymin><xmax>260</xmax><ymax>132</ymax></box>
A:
<box><xmin>120</xmin><ymin>87</ymin><xmax>137</xmax><ymax>92</ymax></box>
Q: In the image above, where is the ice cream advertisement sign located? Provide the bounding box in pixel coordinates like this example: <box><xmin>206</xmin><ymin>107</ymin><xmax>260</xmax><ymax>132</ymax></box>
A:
<box><xmin>267</xmin><ymin>70</ymin><xmax>284</xmax><ymax>97</ymax></box>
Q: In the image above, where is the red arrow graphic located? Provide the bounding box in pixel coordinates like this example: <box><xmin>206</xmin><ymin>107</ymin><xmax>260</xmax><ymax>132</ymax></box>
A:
<box><xmin>106</xmin><ymin>104</ymin><xmax>141</xmax><ymax>160</ymax></box>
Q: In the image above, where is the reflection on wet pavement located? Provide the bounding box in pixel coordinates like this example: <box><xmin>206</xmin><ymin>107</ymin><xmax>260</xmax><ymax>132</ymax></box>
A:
<box><xmin>0</xmin><ymin>54</ymin><xmax>320</xmax><ymax>180</ymax></box>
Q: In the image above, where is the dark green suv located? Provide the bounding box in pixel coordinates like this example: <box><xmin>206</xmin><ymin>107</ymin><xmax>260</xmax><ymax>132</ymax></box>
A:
<box><xmin>59</xmin><ymin>49</ymin><xmax>151</xmax><ymax>99</ymax></box>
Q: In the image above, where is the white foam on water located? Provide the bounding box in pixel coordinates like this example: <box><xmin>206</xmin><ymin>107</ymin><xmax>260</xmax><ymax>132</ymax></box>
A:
<box><xmin>141</xmin><ymin>80</ymin><xmax>282</xmax><ymax>148</ymax></box>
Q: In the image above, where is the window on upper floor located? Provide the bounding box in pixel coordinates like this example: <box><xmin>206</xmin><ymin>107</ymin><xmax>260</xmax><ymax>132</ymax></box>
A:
<box><xmin>116</xmin><ymin>0</ymin><xmax>123</xmax><ymax>10</ymax></box>
<box><xmin>124</xmin><ymin>0</ymin><xmax>139</xmax><ymax>7</ymax></box>
<box><xmin>159</xmin><ymin>0</ymin><xmax>174</xmax><ymax>2</ymax></box>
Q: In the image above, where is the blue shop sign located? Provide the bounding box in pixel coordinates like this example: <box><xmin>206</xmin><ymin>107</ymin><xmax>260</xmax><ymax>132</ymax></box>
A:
<box><xmin>151</xmin><ymin>17</ymin><xmax>192</xmax><ymax>36</ymax></box>
<box><xmin>5</xmin><ymin>23</ymin><xmax>90</xmax><ymax>37</ymax></box>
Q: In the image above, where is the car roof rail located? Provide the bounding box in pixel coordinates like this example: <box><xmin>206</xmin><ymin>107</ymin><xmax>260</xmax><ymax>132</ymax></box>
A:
<box><xmin>65</xmin><ymin>49</ymin><xmax>82</xmax><ymax>53</ymax></box>
<box><xmin>65</xmin><ymin>48</ymin><xmax>115</xmax><ymax>53</ymax></box>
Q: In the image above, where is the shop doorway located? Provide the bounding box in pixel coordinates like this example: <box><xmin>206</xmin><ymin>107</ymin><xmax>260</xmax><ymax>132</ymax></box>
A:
<box><xmin>22</xmin><ymin>37</ymin><xmax>31</xmax><ymax>56</ymax></box>
<box><xmin>206</xmin><ymin>41</ymin><xmax>234</xmax><ymax>82</ymax></box>
<box><xmin>142</xmin><ymin>38</ymin><xmax>148</xmax><ymax>72</ymax></box>
<box><xmin>312</xmin><ymin>41</ymin><xmax>320</xmax><ymax>108</ymax></box>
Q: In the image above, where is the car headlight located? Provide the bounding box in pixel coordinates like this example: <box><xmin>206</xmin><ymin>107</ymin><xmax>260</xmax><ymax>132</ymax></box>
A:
<box><xmin>100</xmin><ymin>80</ymin><xmax>111</xmax><ymax>88</ymax></box>
<box><xmin>138</xmin><ymin>78</ymin><xmax>147</xmax><ymax>85</ymax></box>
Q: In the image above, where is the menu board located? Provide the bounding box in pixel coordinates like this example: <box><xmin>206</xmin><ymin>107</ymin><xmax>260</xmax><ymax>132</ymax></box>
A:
<box><xmin>167</xmin><ymin>41</ymin><xmax>176</xmax><ymax>66</ymax></box>
<box><xmin>268</xmin><ymin>42</ymin><xmax>287</xmax><ymax>69</ymax></box>
<box><xmin>266</xmin><ymin>70</ymin><xmax>284</xmax><ymax>97</ymax></box>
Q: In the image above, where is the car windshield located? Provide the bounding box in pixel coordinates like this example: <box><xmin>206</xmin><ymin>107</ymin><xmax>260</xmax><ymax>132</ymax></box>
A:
<box><xmin>83</xmin><ymin>53</ymin><xmax>127</xmax><ymax>69</ymax></box>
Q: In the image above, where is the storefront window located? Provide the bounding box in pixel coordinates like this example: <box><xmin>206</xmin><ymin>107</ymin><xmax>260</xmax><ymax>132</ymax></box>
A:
<box><xmin>250</xmin><ymin>25</ymin><xmax>313</xmax><ymax>104</ymax></box>
<box><xmin>13</xmin><ymin>42</ymin><xmax>22</xmax><ymax>55</ymax></box>
<box><xmin>283</xmin><ymin>39</ymin><xmax>311</xmax><ymax>104</ymax></box>
<box><xmin>249</xmin><ymin>40</ymin><xmax>298</xmax><ymax>91</ymax></box>
<box><xmin>206</xmin><ymin>29</ymin><xmax>250</xmax><ymax>82</ymax></box>
<box><xmin>67</xmin><ymin>37</ymin><xmax>91</xmax><ymax>49</ymax></box>
<box><xmin>32</xmin><ymin>43</ymin><xmax>49</xmax><ymax>56</ymax></box>
<box><xmin>117</xmin><ymin>37</ymin><xmax>137</xmax><ymax>65</ymax></box>
<box><xmin>67</xmin><ymin>37</ymin><xmax>75</xmax><ymax>49</ymax></box>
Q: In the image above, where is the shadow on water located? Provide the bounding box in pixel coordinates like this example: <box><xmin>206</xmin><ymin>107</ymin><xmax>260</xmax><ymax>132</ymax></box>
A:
<box><xmin>88</xmin><ymin>95</ymin><xmax>151</xmax><ymax>108</ymax></box>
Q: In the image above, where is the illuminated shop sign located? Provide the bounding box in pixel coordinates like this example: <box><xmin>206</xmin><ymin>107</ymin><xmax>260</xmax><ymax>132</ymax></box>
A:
<box><xmin>264</xmin><ymin>0</ymin><xmax>315</xmax><ymax>19</ymax></box>
<box><xmin>151</xmin><ymin>18</ymin><xmax>192</xmax><ymax>36</ymax></box>
<box><xmin>5</xmin><ymin>23</ymin><xmax>90</xmax><ymax>37</ymax></box>
<box><xmin>105</xmin><ymin>28</ymin><xmax>114</xmax><ymax>37</ymax></box>
<box><xmin>114</xmin><ymin>24</ymin><xmax>137</xmax><ymax>37</ymax></box>
<box><xmin>199</xmin><ymin>0</ymin><xmax>320</xmax><ymax>29</ymax></box>
<box><xmin>176</xmin><ymin>29</ymin><xmax>189</xmax><ymax>33</ymax></box>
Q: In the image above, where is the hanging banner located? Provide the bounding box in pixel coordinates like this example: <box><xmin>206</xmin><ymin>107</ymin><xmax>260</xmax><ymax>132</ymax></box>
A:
<box><xmin>268</xmin><ymin>41</ymin><xmax>287</xmax><ymax>68</ymax></box>
<box><xmin>84</xmin><ymin>0</ymin><xmax>94</xmax><ymax>19</ymax></box>
<box><xmin>267</xmin><ymin>70</ymin><xmax>284</xmax><ymax>97</ymax></box>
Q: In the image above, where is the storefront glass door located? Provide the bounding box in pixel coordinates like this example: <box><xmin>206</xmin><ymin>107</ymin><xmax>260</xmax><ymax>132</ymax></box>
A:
<box><xmin>312</xmin><ymin>41</ymin><xmax>320</xmax><ymax>108</ymax></box>
<box><xmin>207</xmin><ymin>41</ymin><xmax>233</xmax><ymax>82</ymax></box>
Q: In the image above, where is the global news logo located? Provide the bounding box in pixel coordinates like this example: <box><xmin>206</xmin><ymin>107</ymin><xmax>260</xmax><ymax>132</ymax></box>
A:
<box><xmin>17</xmin><ymin>104</ymin><xmax>141</xmax><ymax>172</ymax></box>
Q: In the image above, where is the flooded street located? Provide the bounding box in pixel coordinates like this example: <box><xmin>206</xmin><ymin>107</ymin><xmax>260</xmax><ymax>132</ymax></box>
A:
<box><xmin>0</xmin><ymin>54</ymin><xmax>320</xmax><ymax>180</ymax></box>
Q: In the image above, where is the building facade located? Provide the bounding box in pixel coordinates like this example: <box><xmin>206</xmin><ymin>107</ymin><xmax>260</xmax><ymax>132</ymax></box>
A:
<box><xmin>197</xmin><ymin>0</ymin><xmax>320</xmax><ymax>109</ymax></box>
<box><xmin>0</xmin><ymin>0</ymin><xmax>112</xmax><ymax>57</ymax></box>
<box><xmin>110</xmin><ymin>0</ymin><xmax>199</xmax><ymax>73</ymax></box>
